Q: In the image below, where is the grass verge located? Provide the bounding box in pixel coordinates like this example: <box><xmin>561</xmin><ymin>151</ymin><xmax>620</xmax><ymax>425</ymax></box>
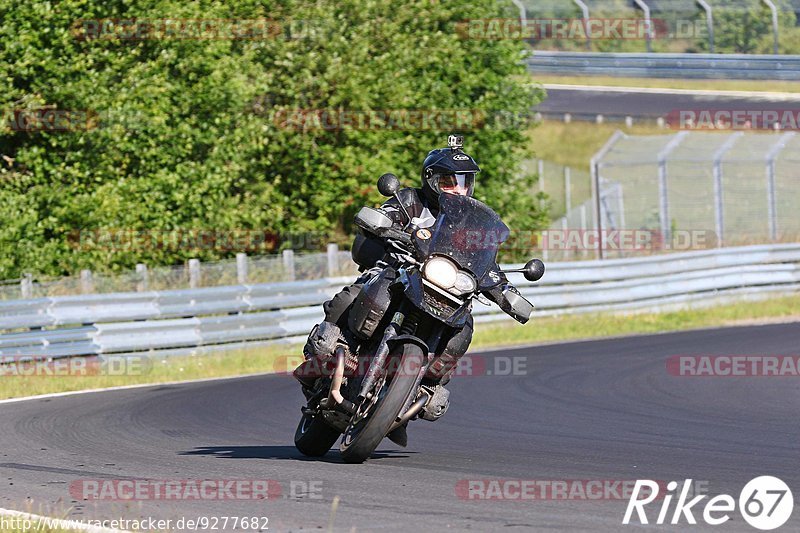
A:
<box><xmin>1</xmin><ymin>294</ymin><xmax>798</xmax><ymax>402</ymax></box>
<box><xmin>533</xmin><ymin>74</ymin><xmax>800</xmax><ymax>94</ymax></box>
<box><xmin>0</xmin><ymin>344</ymin><xmax>301</xmax><ymax>401</ymax></box>
<box><xmin>472</xmin><ymin>294</ymin><xmax>800</xmax><ymax>349</ymax></box>
<box><xmin>527</xmin><ymin>121</ymin><xmax>667</xmax><ymax>170</ymax></box>
<box><xmin>525</xmin><ymin>120</ymin><xmax>782</xmax><ymax>171</ymax></box>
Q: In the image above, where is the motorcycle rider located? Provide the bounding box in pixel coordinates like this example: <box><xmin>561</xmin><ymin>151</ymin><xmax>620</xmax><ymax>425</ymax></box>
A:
<box><xmin>296</xmin><ymin>135</ymin><xmax>528</xmax><ymax>444</ymax></box>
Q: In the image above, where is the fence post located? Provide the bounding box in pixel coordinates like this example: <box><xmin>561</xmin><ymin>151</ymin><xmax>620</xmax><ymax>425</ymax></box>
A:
<box><xmin>762</xmin><ymin>0</ymin><xmax>780</xmax><ymax>55</ymax></box>
<box><xmin>21</xmin><ymin>273</ymin><xmax>33</xmax><ymax>299</ymax></box>
<box><xmin>590</xmin><ymin>130</ymin><xmax>627</xmax><ymax>260</ymax></box>
<box><xmin>712</xmin><ymin>133</ymin><xmax>744</xmax><ymax>248</ymax></box>
<box><xmin>537</xmin><ymin>159</ymin><xmax>545</xmax><ymax>190</ymax></box>
<box><xmin>657</xmin><ymin>131</ymin><xmax>689</xmax><ymax>243</ymax></box>
<box><xmin>136</xmin><ymin>263</ymin><xmax>148</xmax><ymax>292</ymax></box>
<box><xmin>283</xmin><ymin>249</ymin><xmax>296</xmax><ymax>281</ymax></box>
<box><xmin>564</xmin><ymin>166</ymin><xmax>572</xmax><ymax>213</ymax></box>
<box><xmin>188</xmin><ymin>258</ymin><xmax>201</xmax><ymax>288</ymax></box>
<box><xmin>573</xmin><ymin>0</ymin><xmax>591</xmax><ymax>50</ymax></box>
<box><xmin>236</xmin><ymin>253</ymin><xmax>248</xmax><ymax>284</ymax></box>
<box><xmin>80</xmin><ymin>269</ymin><xmax>94</xmax><ymax>294</ymax></box>
<box><xmin>327</xmin><ymin>243</ymin><xmax>339</xmax><ymax>277</ymax></box>
<box><xmin>696</xmin><ymin>0</ymin><xmax>715</xmax><ymax>52</ymax></box>
<box><xmin>765</xmin><ymin>132</ymin><xmax>795</xmax><ymax>241</ymax></box>
<box><xmin>766</xmin><ymin>160</ymin><xmax>778</xmax><ymax>241</ymax></box>
<box><xmin>632</xmin><ymin>0</ymin><xmax>653</xmax><ymax>53</ymax></box>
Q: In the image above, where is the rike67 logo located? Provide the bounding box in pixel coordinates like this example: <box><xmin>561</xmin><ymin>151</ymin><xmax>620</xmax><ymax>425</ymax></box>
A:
<box><xmin>624</xmin><ymin>476</ymin><xmax>794</xmax><ymax>530</ymax></box>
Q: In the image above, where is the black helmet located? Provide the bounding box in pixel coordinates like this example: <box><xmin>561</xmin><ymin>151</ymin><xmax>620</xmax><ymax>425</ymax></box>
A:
<box><xmin>420</xmin><ymin>134</ymin><xmax>481</xmax><ymax>209</ymax></box>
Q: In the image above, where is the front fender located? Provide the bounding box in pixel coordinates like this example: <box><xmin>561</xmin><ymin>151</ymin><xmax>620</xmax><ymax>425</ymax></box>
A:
<box><xmin>386</xmin><ymin>335</ymin><xmax>430</xmax><ymax>356</ymax></box>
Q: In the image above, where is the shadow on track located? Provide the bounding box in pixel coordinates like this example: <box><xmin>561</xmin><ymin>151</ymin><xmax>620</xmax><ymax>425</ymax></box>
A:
<box><xmin>179</xmin><ymin>445</ymin><xmax>414</xmax><ymax>463</ymax></box>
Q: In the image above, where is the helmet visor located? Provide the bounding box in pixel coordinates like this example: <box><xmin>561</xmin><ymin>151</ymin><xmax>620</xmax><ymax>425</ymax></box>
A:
<box><xmin>438</xmin><ymin>172</ymin><xmax>475</xmax><ymax>197</ymax></box>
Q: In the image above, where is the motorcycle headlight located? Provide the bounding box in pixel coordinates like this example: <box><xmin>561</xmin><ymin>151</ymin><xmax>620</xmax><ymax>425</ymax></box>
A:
<box><xmin>452</xmin><ymin>271</ymin><xmax>477</xmax><ymax>295</ymax></box>
<box><xmin>424</xmin><ymin>257</ymin><xmax>458</xmax><ymax>289</ymax></box>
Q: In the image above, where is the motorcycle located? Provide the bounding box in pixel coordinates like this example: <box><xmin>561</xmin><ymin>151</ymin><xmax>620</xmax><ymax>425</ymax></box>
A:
<box><xmin>294</xmin><ymin>173</ymin><xmax>545</xmax><ymax>463</ymax></box>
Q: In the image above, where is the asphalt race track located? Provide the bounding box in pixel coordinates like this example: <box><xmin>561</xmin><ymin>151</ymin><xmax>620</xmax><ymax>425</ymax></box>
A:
<box><xmin>537</xmin><ymin>85</ymin><xmax>800</xmax><ymax>120</ymax></box>
<box><xmin>1</xmin><ymin>323</ymin><xmax>798</xmax><ymax>532</ymax></box>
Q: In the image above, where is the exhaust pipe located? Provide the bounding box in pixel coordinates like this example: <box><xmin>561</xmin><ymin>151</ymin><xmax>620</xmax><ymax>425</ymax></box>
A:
<box><xmin>388</xmin><ymin>393</ymin><xmax>429</xmax><ymax>434</ymax></box>
<box><xmin>323</xmin><ymin>346</ymin><xmax>356</xmax><ymax>415</ymax></box>
<box><xmin>327</xmin><ymin>346</ymin><xmax>346</xmax><ymax>405</ymax></box>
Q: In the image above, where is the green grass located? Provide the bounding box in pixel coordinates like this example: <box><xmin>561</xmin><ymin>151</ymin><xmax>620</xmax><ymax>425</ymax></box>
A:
<box><xmin>0</xmin><ymin>344</ymin><xmax>301</xmax><ymax>401</ymax></box>
<box><xmin>1</xmin><ymin>294</ymin><xmax>798</xmax><ymax>402</ymax></box>
<box><xmin>525</xmin><ymin>120</ymin><xmax>784</xmax><ymax>174</ymax></box>
<box><xmin>533</xmin><ymin>74</ymin><xmax>800</xmax><ymax>94</ymax></box>
<box><xmin>527</xmin><ymin>121</ymin><xmax>668</xmax><ymax>170</ymax></box>
<box><xmin>472</xmin><ymin>294</ymin><xmax>800</xmax><ymax>348</ymax></box>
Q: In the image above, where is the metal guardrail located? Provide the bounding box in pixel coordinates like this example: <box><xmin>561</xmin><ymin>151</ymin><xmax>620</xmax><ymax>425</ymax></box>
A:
<box><xmin>1</xmin><ymin>244</ymin><xmax>799</xmax><ymax>359</ymax></box>
<box><xmin>528</xmin><ymin>51</ymin><xmax>800</xmax><ymax>80</ymax></box>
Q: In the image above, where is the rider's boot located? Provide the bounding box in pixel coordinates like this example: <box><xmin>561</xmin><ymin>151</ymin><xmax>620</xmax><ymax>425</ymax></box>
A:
<box><xmin>387</xmin><ymin>424</ymin><xmax>408</xmax><ymax>447</ymax></box>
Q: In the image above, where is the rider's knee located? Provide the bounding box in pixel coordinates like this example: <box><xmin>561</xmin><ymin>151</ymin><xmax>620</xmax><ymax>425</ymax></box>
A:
<box><xmin>322</xmin><ymin>283</ymin><xmax>363</xmax><ymax>327</ymax></box>
<box><xmin>302</xmin><ymin>321</ymin><xmax>343</xmax><ymax>360</ymax></box>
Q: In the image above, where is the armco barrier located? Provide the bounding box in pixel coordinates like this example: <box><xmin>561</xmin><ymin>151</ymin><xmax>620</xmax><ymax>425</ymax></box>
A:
<box><xmin>527</xmin><ymin>51</ymin><xmax>800</xmax><ymax>80</ymax></box>
<box><xmin>1</xmin><ymin>244</ymin><xmax>799</xmax><ymax>358</ymax></box>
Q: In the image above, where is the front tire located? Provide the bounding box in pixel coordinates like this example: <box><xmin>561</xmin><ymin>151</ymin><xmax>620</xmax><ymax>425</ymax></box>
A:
<box><xmin>340</xmin><ymin>343</ymin><xmax>424</xmax><ymax>463</ymax></box>
<box><xmin>294</xmin><ymin>411</ymin><xmax>341</xmax><ymax>457</ymax></box>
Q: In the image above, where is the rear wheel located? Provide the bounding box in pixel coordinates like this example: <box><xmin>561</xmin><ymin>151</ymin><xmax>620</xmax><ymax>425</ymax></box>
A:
<box><xmin>340</xmin><ymin>343</ymin><xmax>424</xmax><ymax>463</ymax></box>
<box><xmin>294</xmin><ymin>411</ymin><xmax>341</xmax><ymax>457</ymax></box>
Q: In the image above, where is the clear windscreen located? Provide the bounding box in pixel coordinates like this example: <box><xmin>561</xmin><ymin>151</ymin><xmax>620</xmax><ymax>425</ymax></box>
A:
<box><xmin>426</xmin><ymin>193</ymin><xmax>509</xmax><ymax>278</ymax></box>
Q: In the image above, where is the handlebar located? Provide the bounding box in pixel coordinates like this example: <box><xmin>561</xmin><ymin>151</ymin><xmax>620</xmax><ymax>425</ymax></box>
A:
<box><xmin>378</xmin><ymin>226</ymin><xmax>413</xmax><ymax>245</ymax></box>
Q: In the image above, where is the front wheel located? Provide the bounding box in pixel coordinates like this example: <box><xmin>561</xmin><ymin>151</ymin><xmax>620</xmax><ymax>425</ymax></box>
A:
<box><xmin>294</xmin><ymin>411</ymin><xmax>341</xmax><ymax>457</ymax></box>
<box><xmin>340</xmin><ymin>343</ymin><xmax>424</xmax><ymax>463</ymax></box>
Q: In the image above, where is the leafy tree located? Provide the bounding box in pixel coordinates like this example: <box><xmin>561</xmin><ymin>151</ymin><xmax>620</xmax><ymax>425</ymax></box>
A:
<box><xmin>0</xmin><ymin>0</ymin><xmax>547</xmax><ymax>279</ymax></box>
<box><xmin>694</xmin><ymin>0</ymin><xmax>798</xmax><ymax>53</ymax></box>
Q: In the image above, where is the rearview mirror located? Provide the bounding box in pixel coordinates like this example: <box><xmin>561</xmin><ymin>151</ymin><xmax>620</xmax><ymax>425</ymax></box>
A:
<box><xmin>502</xmin><ymin>259</ymin><xmax>546</xmax><ymax>282</ymax></box>
<box><xmin>522</xmin><ymin>259</ymin><xmax>546</xmax><ymax>282</ymax></box>
<box><xmin>377</xmin><ymin>173</ymin><xmax>400</xmax><ymax>197</ymax></box>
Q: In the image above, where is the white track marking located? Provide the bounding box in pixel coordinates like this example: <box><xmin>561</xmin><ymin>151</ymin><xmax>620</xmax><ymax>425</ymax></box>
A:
<box><xmin>0</xmin><ymin>507</ymin><xmax>131</xmax><ymax>533</ymax></box>
<box><xmin>541</xmin><ymin>83</ymin><xmax>800</xmax><ymax>101</ymax></box>
<box><xmin>0</xmin><ymin>371</ymin><xmax>276</xmax><ymax>406</ymax></box>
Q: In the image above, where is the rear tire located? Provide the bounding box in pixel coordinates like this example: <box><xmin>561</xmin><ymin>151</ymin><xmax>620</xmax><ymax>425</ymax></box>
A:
<box><xmin>340</xmin><ymin>343</ymin><xmax>424</xmax><ymax>463</ymax></box>
<box><xmin>294</xmin><ymin>412</ymin><xmax>341</xmax><ymax>457</ymax></box>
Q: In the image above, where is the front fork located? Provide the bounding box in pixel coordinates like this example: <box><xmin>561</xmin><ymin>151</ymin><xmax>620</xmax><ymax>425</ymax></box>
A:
<box><xmin>357</xmin><ymin>310</ymin><xmax>406</xmax><ymax>402</ymax></box>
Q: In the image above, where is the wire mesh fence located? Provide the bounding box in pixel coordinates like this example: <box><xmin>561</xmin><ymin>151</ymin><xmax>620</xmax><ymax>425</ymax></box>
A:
<box><xmin>0</xmin><ymin>248</ymin><xmax>360</xmax><ymax>301</ymax></box>
<box><xmin>524</xmin><ymin>158</ymin><xmax>593</xmax><ymax>220</ymax></box>
<box><xmin>593</xmin><ymin>130</ymin><xmax>800</xmax><ymax>258</ymax></box>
